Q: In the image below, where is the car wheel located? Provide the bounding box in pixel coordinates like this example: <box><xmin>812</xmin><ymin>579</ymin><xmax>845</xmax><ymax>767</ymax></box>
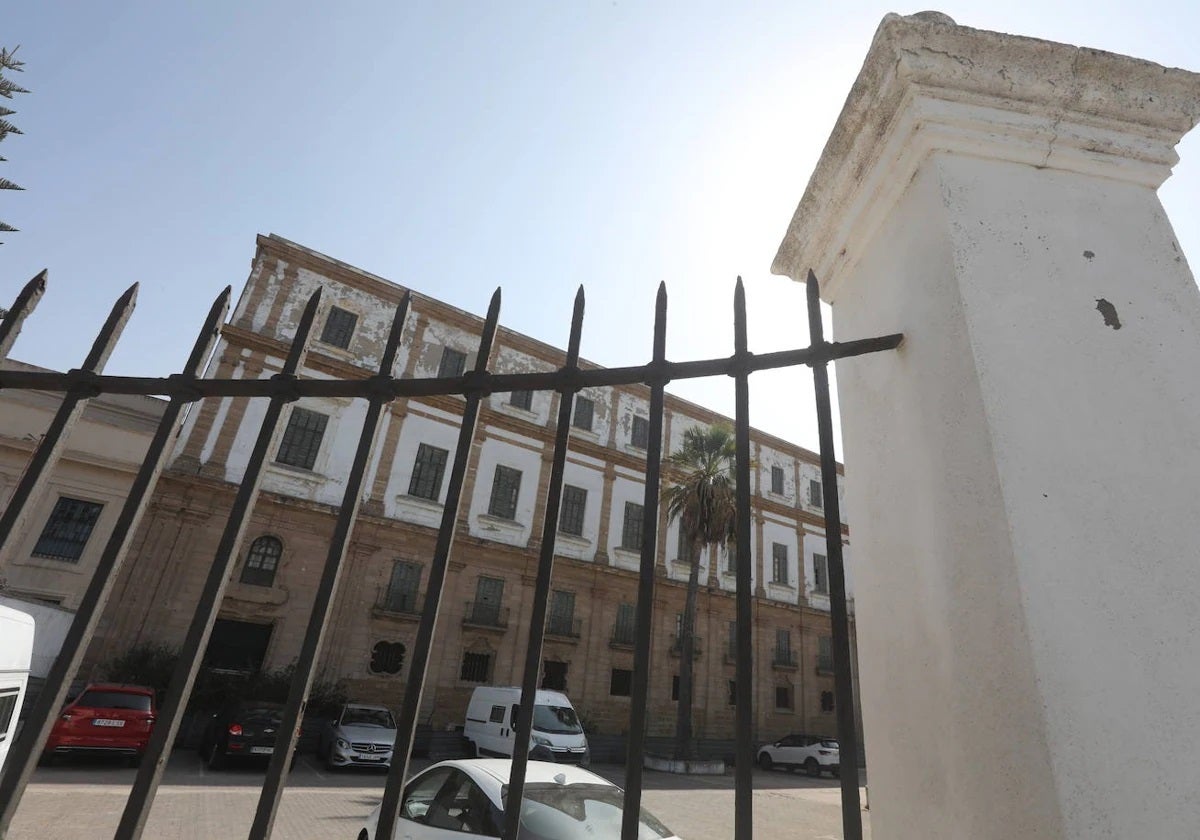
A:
<box><xmin>757</xmin><ymin>752</ymin><xmax>773</xmax><ymax>771</ymax></box>
<box><xmin>804</xmin><ymin>757</ymin><xmax>821</xmax><ymax>777</ymax></box>
<box><xmin>207</xmin><ymin>742</ymin><xmax>226</xmax><ymax>771</ymax></box>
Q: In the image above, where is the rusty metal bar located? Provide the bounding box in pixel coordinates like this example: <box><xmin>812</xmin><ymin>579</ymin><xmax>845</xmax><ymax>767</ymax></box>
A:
<box><xmin>0</xmin><ymin>286</ymin><xmax>229</xmax><ymax>837</ymax></box>
<box><xmin>375</xmin><ymin>288</ymin><xmax>503</xmax><ymax>840</ymax></box>
<box><xmin>0</xmin><ymin>333</ymin><xmax>904</xmax><ymax>399</ymax></box>
<box><xmin>732</xmin><ymin>278</ymin><xmax>755</xmax><ymax>840</ymax></box>
<box><xmin>502</xmin><ymin>286</ymin><xmax>586</xmax><ymax>840</ymax></box>
<box><xmin>806</xmin><ymin>269</ymin><xmax>862</xmax><ymax>840</ymax></box>
<box><xmin>112</xmin><ymin>290</ymin><xmax>323</xmax><ymax>840</ymax></box>
<box><xmin>0</xmin><ymin>283</ymin><xmax>138</xmax><ymax>564</ymax></box>
<box><xmin>0</xmin><ymin>270</ymin><xmax>46</xmax><ymax>362</ymax></box>
<box><xmin>621</xmin><ymin>281</ymin><xmax>668</xmax><ymax>840</ymax></box>
<box><xmin>247</xmin><ymin>292</ymin><xmax>411</xmax><ymax>840</ymax></box>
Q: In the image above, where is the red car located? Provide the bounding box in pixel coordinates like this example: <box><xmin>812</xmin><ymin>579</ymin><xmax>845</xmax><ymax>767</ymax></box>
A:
<box><xmin>44</xmin><ymin>683</ymin><xmax>156</xmax><ymax>765</ymax></box>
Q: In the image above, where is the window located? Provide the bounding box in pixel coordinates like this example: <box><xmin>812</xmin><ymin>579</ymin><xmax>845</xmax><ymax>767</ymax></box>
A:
<box><xmin>384</xmin><ymin>560</ymin><xmax>422</xmax><ymax>613</ymax></box>
<box><xmin>276</xmin><ymin>407</ymin><xmax>328</xmax><ymax>470</ymax></box>
<box><xmin>612</xmin><ymin>603</ymin><xmax>636</xmax><ymax>645</ymax></box>
<box><xmin>460</xmin><ymin>651</ymin><xmax>491</xmax><ymax>683</ymax></box>
<box><xmin>547</xmin><ymin>590</ymin><xmax>577</xmax><ymax>636</ymax></box>
<box><xmin>725</xmin><ymin>542</ymin><xmax>737</xmax><ymax>573</ymax></box>
<box><xmin>676</xmin><ymin>528</ymin><xmax>697</xmax><ymax>563</ymax></box>
<box><xmin>775</xmin><ymin>629</ymin><xmax>793</xmax><ymax>666</ymax></box>
<box><xmin>620</xmin><ymin>502</ymin><xmax>644</xmax><ymax>551</ymax></box>
<box><xmin>776</xmin><ymin>684</ymin><xmax>793</xmax><ymax>710</ymax></box>
<box><xmin>369</xmin><ymin>641</ymin><xmax>405</xmax><ymax>675</ymax></box>
<box><xmin>610</xmin><ymin>669</ymin><xmax>632</xmax><ymax>697</ymax></box>
<box><xmin>509</xmin><ymin>389</ymin><xmax>533</xmax><ymax>411</ymax></box>
<box><xmin>818</xmin><ymin>636</ymin><xmax>835</xmax><ymax>673</ymax></box>
<box><xmin>487</xmin><ymin>465</ymin><xmax>522</xmax><ymax>520</ymax></box>
<box><xmin>727</xmin><ymin>680</ymin><xmax>737</xmax><ymax>706</ymax></box>
<box><xmin>558</xmin><ymin>485</ymin><xmax>587</xmax><ymax>537</ymax></box>
<box><xmin>489</xmin><ymin>705</ymin><xmax>506</xmax><ymax>723</ymax></box>
<box><xmin>471</xmin><ymin>576</ymin><xmax>505</xmax><ymax>626</ymax></box>
<box><xmin>0</xmin><ymin>688</ymin><xmax>19</xmax><ymax>743</ymax></box>
<box><xmin>820</xmin><ymin>690</ymin><xmax>835</xmax><ymax>713</ymax></box>
<box><xmin>240</xmin><ymin>535</ymin><xmax>282</xmax><ymax>587</ymax></box>
<box><xmin>438</xmin><ymin>347</ymin><xmax>467</xmax><ymax>378</ymax></box>
<box><xmin>572</xmin><ymin>396</ymin><xmax>595</xmax><ymax>431</ymax></box>
<box><xmin>671</xmin><ymin>675</ymin><xmax>679</xmax><ymax>702</ymax></box>
<box><xmin>319</xmin><ymin>305</ymin><xmax>357</xmax><ymax>349</ymax></box>
<box><xmin>630</xmin><ymin>415</ymin><xmax>650</xmax><ymax>449</ymax></box>
<box><xmin>408</xmin><ymin>443</ymin><xmax>449</xmax><ymax>501</ymax></box>
<box><xmin>727</xmin><ymin>620</ymin><xmax>737</xmax><ymax>659</ymax></box>
<box><xmin>809</xmin><ymin>479</ymin><xmax>824</xmax><ymax>509</ymax></box>
<box><xmin>541</xmin><ymin>660</ymin><xmax>568</xmax><ymax>691</ymax></box>
<box><xmin>771</xmin><ymin>466</ymin><xmax>785</xmax><ymax>495</ymax></box>
<box><xmin>772</xmin><ymin>543</ymin><xmax>789</xmax><ymax>584</ymax></box>
<box><xmin>32</xmin><ymin>497</ymin><xmax>103</xmax><ymax>562</ymax></box>
<box><xmin>813</xmin><ymin>553</ymin><xmax>829</xmax><ymax>594</ymax></box>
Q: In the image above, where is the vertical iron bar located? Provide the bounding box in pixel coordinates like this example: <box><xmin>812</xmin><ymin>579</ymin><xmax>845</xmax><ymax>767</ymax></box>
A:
<box><xmin>732</xmin><ymin>278</ymin><xmax>755</xmax><ymax>840</ymax></box>
<box><xmin>0</xmin><ymin>284</ymin><xmax>137</xmax><ymax>562</ymax></box>
<box><xmin>375</xmin><ymin>289</ymin><xmax>502</xmax><ymax>840</ymax></box>
<box><xmin>621</xmin><ymin>281</ymin><xmax>668</xmax><ymax>840</ymax></box>
<box><xmin>247</xmin><ymin>293</ymin><xmax>410</xmax><ymax>840</ymax></box>
<box><xmin>113</xmin><ymin>290</ymin><xmax>323</xmax><ymax>840</ymax></box>
<box><xmin>0</xmin><ymin>270</ymin><xmax>46</xmax><ymax>362</ymax></box>
<box><xmin>501</xmin><ymin>287</ymin><xmax>586</xmax><ymax>840</ymax></box>
<box><xmin>806</xmin><ymin>269</ymin><xmax>862</xmax><ymax>840</ymax></box>
<box><xmin>0</xmin><ymin>286</ymin><xmax>229</xmax><ymax>836</ymax></box>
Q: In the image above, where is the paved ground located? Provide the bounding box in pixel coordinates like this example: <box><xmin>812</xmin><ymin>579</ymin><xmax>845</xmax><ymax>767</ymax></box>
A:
<box><xmin>6</xmin><ymin>752</ymin><xmax>871</xmax><ymax>839</ymax></box>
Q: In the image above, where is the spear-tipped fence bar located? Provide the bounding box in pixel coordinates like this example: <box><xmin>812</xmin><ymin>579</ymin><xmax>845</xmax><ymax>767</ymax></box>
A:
<box><xmin>0</xmin><ymin>274</ymin><xmax>901</xmax><ymax>840</ymax></box>
<box><xmin>0</xmin><ymin>270</ymin><xmax>46</xmax><ymax>361</ymax></box>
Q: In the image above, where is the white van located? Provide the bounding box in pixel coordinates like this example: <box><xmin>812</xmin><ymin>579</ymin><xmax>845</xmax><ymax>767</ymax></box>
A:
<box><xmin>0</xmin><ymin>605</ymin><xmax>35</xmax><ymax>777</ymax></box>
<box><xmin>464</xmin><ymin>686</ymin><xmax>589</xmax><ymax>767</ymax></box>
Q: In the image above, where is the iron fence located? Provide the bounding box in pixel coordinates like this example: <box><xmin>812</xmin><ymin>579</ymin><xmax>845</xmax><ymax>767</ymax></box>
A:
<box><xmin>0</xmin><ymin>268</ymin><xmax>900</xmax><ymax>840</ymax></box>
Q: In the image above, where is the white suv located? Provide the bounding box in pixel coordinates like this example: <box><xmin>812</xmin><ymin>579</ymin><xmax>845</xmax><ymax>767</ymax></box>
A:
<box><xmin>757</xmin><ymin>734</ymin><xmax>840</xmax><ymax>777</ymax></box>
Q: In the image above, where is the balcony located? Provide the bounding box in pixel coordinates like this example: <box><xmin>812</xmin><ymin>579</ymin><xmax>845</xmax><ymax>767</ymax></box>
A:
<box><xmin>772</xmin><ymin>649</ymin><xmax>798</xmax><ymax>670</ymax></box>
<box><xmin>372</xmin><ymin>586</ymin><xmax>422</xmax><ymax>622</ymax></box>
<box><xmin>669</xmin><ymin>634</ymin><xmax>703</xmax><ymax>659</ymax></box>
<box><xmin>816</xmin><ymin>654</ymin><xmax>835</xmax><ymax>674</ymax></box>
<box><xmin>462</xmin><ymin>600</ymin><xmax>509</xmax><ymax>630</ymax></box>
<box><xmin>546</xmin><ymin>616</ymin><xmax>582</xmax><ymax>640</ymax></box>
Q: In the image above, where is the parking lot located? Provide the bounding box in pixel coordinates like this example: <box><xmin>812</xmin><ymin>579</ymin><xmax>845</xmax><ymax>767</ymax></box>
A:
<box><xmin>6</xmin><ymin>753</ymin><xmax>870</xmax><ymax>839</ymax></box>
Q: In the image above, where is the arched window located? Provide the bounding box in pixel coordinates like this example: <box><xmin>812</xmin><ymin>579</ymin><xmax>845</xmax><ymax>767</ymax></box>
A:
<box><xmin>241</xmin><ymin>536</ymin><xmax>282</xmax><ymax>587</ymax></box>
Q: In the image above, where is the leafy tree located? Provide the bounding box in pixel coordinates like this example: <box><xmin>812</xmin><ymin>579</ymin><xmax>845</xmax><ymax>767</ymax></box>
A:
<box><xmin>663</xmin><ymin>424</ymin><xmax>738</xmax><ymax>760</ymax></box>
<box><xmin>0</xmin><ymin>45</ymin><xmax>28</xmax><ymax>243</ymax></box>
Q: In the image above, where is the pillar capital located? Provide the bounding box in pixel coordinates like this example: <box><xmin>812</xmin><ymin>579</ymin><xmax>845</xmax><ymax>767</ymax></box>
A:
<box><xmin>773</xmin><ymin>11</ymin><xmax>1200</xmax><ymax>300</ymax></box>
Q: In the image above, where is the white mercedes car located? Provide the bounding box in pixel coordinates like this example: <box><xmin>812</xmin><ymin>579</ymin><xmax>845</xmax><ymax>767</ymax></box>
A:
<box><xmin>357</xmin><ymin>758</ymin><xmax>680</xmax><ymax>839</ymax></box>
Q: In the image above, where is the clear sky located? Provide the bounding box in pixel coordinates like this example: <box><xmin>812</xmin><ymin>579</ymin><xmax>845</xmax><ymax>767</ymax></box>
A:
<box><xmin>4</xmin><ymin>1</ymin><xmax>1200</xmax><ymax>457</ymax></box>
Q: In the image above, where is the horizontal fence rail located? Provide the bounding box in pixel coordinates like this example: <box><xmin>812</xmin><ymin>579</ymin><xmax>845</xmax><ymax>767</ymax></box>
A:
<box><xmin>0</xmin><ymin>269</ymin><xmax>901</xmax><ymax>840</ymax></box>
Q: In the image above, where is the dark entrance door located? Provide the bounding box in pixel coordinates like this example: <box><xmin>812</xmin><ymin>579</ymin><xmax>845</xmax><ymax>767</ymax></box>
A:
<box><xmin>204</xmin><ymin>619</ymin><xmax>273</xmax><ymax>673</ymax></box>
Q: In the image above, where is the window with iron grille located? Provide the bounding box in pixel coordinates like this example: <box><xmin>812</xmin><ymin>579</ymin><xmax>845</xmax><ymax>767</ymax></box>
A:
<box><xmin>613</xmin><ymin>602</ymin><xmax>636</xmax><ymax>645</ymax></box>
<box><xmin>776</xmin><ymin>628</ymin><xmax>792</xmax><ymax>660</ymax></box>
<box><xmin>813</xmin><ymin>552</ymin><xmax>828</xmax><ymax>594</ymax></box>
<box><xmin>620</xmin><ymin>501</ymin><xmax>644</xmax><ymax>551</ymax></box>
<box><xmin>541</xmin><ymin>660</ymin><xmax>568</xmax><ymax>691</ymax></box>
<box><xmin>319</xmin><ymin>305</ymin><xmax>357</xmax><ymax>349</ymax></box>
<box><xmin>384</xmin><ymin>560</ymin><xmax>422</xmax><ymax>613</ymax></box>
<box><xmin>727</xmin><ymin>679</ymin><xmax>737</xmax><ymax>706</ymax></box>
<box><xmin>276</xmin><ymin>407</ymin><xmax>328</xmax><ymax>470</ymax></box>
<box><xmin>771</xmin><ymin>465</ymin><xmax>785</xmax><ymax>495</ymax></box>
<box><xmin>31</xmin><ymin>497</ymin><xmax>103</xmax><ymax>562</ymax></box>
<box><xmin>240</xmin><ymin>535</ymin><xmax>282</xmax><ymax>586</ymax></box>
<box><xmin>820</xmin><ymin>690</ymin><xmax>835</xmax><ymax>712</ymax></box>
<box><xmin>610</xmin><ymin>669</ymin><xmax>632</xmax><ymax>697</ymax></box>
<box><xmin>509</xmin><ymin>390</ymin><xmax>533</xmax><ymax>411</ymax></box>
<box><xmin>630</xmin><ymin>415</ymin><xmax>650</xmax><ymax>449</ymax></box>
<box><xmin>487</xmin><ymin>465</ymin><xmax>522</xmax><ymax>520</ymax></box>
<box><xmin>408</xmin><ymin>443</ymin><xmax>449</xmax><ymax>501</ymax></box>
<box><xmin>558</xmin><ymin>485</ymin><xmax>587</xmax><ymax>536</ymax></box>
<box><xmin>460</xmin><ymin>651</ymin><xmax>491</xmax><ymax>683</ymax></box>
<box><xmin>369</xmin><ymin>641</ymin><xmax>405</xmax><ymax>676</ymax></box>
<box><xmin>572</xmin><ymin>396</ymin><xmax>594</xmax><ymax>431</ymax></box>
<box><xmin>547</xmin><ymin>590</ymin><xmax>576</xmax><ymax>636</ymax></box>
<box><xmin>772</xmin><ymin>542</ymin><xmax>789</xmax><ymax>584</ymax></box>
<box><xmin>438</xmin><ymin>347</ymin><xmax>467</xmax><ymax>378</ymax></box>
<box><xmin>809</xmin><ymin>479</ymin><xmax>824</xmax><ymax>508</ymax></box>
<box><xmin>775</xmin><ymin>684</ymin><xmax>793</xmax><ymax>710</ymax></box>
<box><xmin>472</xmin><ymin>576</ymin><xmax>505</xmax><ymax>625</ymax></box>
<box><xmin>818</xmin><ymin>635</ymin><xmax>834</xmax><ymax>672</ymax></box>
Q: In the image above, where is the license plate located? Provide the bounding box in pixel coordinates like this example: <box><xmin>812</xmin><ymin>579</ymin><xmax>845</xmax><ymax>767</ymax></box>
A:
<box><xmin>356</xmin><ymin>754</ymin><xmax>384</xmax><ymax>761</ymax></box>
<box><xmin>93</xmin><ymin>719</ymin><xmax>126</xmax><ymax>727</ymax></box>
<box><xmin>250</xmin><ymin>746</ymin><xmax>274</xmax><ymax>755</ymax></box>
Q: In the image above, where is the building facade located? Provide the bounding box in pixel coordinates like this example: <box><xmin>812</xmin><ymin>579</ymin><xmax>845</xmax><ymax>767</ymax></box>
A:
<box><xmin>60</xmin><ymin>234</ymin><xmax>858</xmax><ymax>741</ymax></box>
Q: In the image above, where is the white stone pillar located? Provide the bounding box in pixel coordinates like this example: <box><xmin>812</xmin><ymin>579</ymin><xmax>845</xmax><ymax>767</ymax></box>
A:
<box><xmin>773</xmin><ymin>12</ymin><xmax>1200</xmax><ymax>839</ymax></box>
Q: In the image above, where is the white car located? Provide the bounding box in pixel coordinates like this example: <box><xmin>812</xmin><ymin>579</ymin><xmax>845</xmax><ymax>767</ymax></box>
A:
<box><xmin>358</xmin><ymin>758</ymin><xmax>680</xmax><ymax>839</ymax></box>
<box><xmin>320</xmin><ymin>703</ymin><xmax>397</xmax><ymax>770</ymax></box>
<box><xmin>756</xmin><ymin>734</ymin><xmax>840</xmax><ymax>777</ymax></box>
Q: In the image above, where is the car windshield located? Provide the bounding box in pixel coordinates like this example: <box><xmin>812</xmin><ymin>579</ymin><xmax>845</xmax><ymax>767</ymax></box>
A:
<box><xmin>76</xmin><ymin>690</ymin><xmax>152</xmax><ymax>711</ymax></box>
<box><xmin>532</xmin><ymin>704</ymin><xmax>582</xmax><ymax>735</ymax></box>
<box><xmin>341</xmin><ymin>708</ymin><xmax>395</xmax><ymax>728</ymax></box>
<box><xmin>504</xmin><ymin>782</ymin><xmax>673</xmax><ymax>840</ymax></box>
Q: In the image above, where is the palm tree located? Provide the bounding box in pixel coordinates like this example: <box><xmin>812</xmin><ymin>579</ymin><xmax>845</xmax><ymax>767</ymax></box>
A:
<box><xmin>663</xmin><ymin>424</ymin><xmax>738</xmax><ymax>761</ymax></box>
